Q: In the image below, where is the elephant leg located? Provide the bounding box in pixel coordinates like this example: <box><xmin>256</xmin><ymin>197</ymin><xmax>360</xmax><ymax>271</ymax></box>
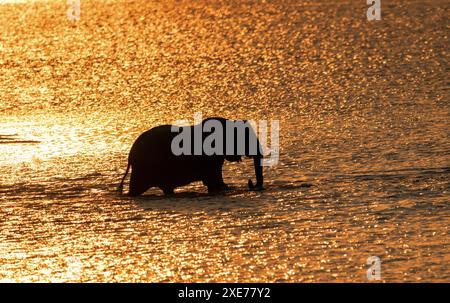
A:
<box><xmin>207</xmin><ymin>184</ymin><xmax>223</xmax><ymax>193</ymax></box>
<box><xmin>203</xmin><ymin>160</ymin><xmax>227</xmax><ymax>192</ymax></box>
<box><xmin>216</xmin><ymin>159</ymin><xmax>231</xmax><ymax>190</ymax></box>
<box><xmin>161</xmin><ymin>187</ymin><xmax>174</xmax><ymax>195</ymax></box>
<box><xmin>128</xmin><ymin>166</ymin><xmax>152</xmax><ymax>196</ymax></box>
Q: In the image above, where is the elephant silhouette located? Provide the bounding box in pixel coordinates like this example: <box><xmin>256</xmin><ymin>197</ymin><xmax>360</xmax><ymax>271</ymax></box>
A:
<box><xmin>118</xmin><ymin>117</ymin><xmax>264</xmax><ymax>196</ymax></box>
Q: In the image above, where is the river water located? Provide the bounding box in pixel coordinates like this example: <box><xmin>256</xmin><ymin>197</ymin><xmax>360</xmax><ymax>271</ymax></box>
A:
<box><xmin>0</xmin><ymin>0</ymin><xmax>448</xmax><ymax>282</ymax></box>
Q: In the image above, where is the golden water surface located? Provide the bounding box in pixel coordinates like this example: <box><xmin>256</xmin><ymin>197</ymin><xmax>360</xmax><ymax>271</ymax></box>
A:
<box><xmin>0</xmin><ymin>0</ymin><xmax>449</xmax><ymax>282</ymax></box>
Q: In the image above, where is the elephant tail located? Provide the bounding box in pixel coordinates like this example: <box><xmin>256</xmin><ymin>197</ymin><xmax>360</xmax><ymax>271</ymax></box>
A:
<box><xmin>117</xmin><ymin>163</ymin><xmax>130</xmax><ymax>194</ymax></box>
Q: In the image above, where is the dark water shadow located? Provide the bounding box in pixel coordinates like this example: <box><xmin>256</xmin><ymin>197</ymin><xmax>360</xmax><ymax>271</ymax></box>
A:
<box><xmin>272</xmin><ymin>180</ymin><xmax>313</xmax><ymax>190</ymax></box>
<box><xmin>121</xmin><ymin>186</ymin><xmax>269</xmax><ymax>213</ymax></box>
<box><xmin>0</xmin><ymin>134</ymin><xmax>40</xmax><ymax>144</ymax></box>
<box><xmin>119</xmin><ymin>181</ymin><xmax>313</xmax><ymax>213</ymax></box>
<box><xmin>333</xmin><ymin>166</ymin><xmax>450</xmax><ymax>181</ymax></box>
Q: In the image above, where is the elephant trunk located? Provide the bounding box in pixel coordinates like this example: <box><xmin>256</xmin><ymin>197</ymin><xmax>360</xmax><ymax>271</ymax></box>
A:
<box><xmin>248</xmin><ymin>155</ymin><xmax>263</xmax><ymax>189</ymax></box>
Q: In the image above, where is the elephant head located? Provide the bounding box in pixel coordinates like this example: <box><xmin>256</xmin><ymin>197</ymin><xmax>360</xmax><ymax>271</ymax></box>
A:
<box><xmin>203</xmin><ymin>117</ymin><xmax>264</xmax><ymax>190</ymax></box>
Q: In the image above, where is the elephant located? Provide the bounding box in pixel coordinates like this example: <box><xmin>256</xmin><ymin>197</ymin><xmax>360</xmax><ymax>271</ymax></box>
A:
<box><xmin>118</xmin><ymin>117</ymin><xmax>264</xmax><ymax>196</ymax></box>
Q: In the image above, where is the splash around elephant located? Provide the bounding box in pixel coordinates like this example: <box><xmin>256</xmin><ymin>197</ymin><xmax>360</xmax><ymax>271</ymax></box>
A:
<box><xmin>118</xmin><ymin>117</ymin><xmax>264</xmax><ymax>196</ymax></box>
